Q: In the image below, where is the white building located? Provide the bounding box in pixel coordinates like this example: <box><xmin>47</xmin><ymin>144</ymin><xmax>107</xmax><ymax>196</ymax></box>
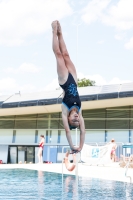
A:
<box><xmin>0</xmin><ymin>82</ymin><xmax>133</xmax><ymax>163</ymax></box>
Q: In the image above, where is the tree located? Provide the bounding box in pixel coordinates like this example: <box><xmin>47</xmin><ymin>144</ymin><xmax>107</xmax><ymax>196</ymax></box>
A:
<box><xmin>77</xmin><ymin>78</ymin><xmax>95</xmax><ymax>87</ymax></box>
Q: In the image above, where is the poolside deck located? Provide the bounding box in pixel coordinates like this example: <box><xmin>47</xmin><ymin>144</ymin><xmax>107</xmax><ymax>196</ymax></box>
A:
<box><xmin>0</xmin><ymin>163</ymin><xmax>133</xmax><ymax>183</ymax></box>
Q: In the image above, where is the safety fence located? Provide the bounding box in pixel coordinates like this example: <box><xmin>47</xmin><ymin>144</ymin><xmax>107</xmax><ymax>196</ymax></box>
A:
<box><xmin>1</xmin><ymin>143</ymin><xmax>133</xmax><ymax>164</ymax></box>
<box><xmin>84</xmin><ymin>142</ymin><xmax>123</xmax><ymax>162</ymax></box>
<box><xmin>43</xmin><ymin>142</ymin><xmax>133</xmax><ymax>164</ymax></box>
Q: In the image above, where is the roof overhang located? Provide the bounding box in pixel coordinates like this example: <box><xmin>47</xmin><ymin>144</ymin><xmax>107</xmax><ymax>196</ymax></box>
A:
<box><xmin>0</xmin><ymin>97</ymin><xmax>133</xmax><ymax>116</ymax></box>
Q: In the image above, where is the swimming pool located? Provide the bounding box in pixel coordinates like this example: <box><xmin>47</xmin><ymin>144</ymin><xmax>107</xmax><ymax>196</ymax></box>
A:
<box><xmin>0</xmin><ymin>169</ymin><xmax>132</xmax><ymax>200</ymax></box>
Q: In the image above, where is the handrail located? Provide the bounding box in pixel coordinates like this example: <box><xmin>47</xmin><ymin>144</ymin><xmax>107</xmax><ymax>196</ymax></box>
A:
<box><xmin>124</xmin><ymin>155</ymin><xmax>132</xmax><ymax>183</ymax></box>
<box><xmin>0</xmin><ymin>143</ymin><xmax>73</xmax><ymax>146</ymax></box>
<box><xmin>62</xmin><ymin>146</ymin><xmax>79</xmax><ymax>198</ymax></box>
<box><xmin>62</xmin><ymin>146</ymin><xmax>70</xmax><ymax>199</ymax></box>
<box><xmin>62</xmin><ymin>146</ymin><xmax>70</xmax><ymax>181</ymax></box>
<box><xmin>123</xmin><ymin>144</ymin><xmax>133</xmax><ymax>183</ymax></box>
<box><xmin>85</xmin><ymin>142</ymin><xmax>98</xmax><ymax>146</ymax></box>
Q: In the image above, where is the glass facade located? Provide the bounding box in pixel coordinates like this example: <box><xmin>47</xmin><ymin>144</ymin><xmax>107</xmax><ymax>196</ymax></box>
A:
<box><xmin>9</xmin><ymin>146</ymin><xmax>35</xmax><ymax>164</ymax></box>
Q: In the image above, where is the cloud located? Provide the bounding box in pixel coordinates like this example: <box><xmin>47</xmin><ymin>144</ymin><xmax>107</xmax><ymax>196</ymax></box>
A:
<box><xmin>82</xmin><ymin>0</ymin><xmax>133</xmax><ymax>31</ymax></box>
<box><xmin>0</xmin><ymin>77</ymin><xmax>37</xmax><ymax>95</ymax></box>
<box><xmin>44</xmin><ymin>78</ymin><xmax>60</xmax><ymax>91</ymax></box>
<box><xmin>18</xmin><ymin>63</ymin><xmax>40</xmax><ymax>73</ymax></box>
<box><xmin>0</xmin><ymin>78</ymin><xmax>17</xmax><ymax>91</ymax></box>
<box><xmin>124</xmin><ymin>37</ymin><xmax>133</xmax><ymax>50</ymax></box>
<box><xmin>109</xmin><ymin>77</ymin><xmax>131</xmax><ymax>84</ymax></box>
<box><xmin>81</xmin><ymin>0</ymin><xmax>111</xmax><ymax>24</ymax></box>
<box><xmin>103</xmin><ymin>0</ymin><xmax>133</xmax><ymax>31</ymax></box>
<box><xmin>4</xmin><ymin>63</ymin><xmax>40</xmax><ymax>74</ymax></box>
<box><xmin>98</xmin><ymin>40</ymin><xmax>105</xmax><ymax>44</ymax></box>
<box><xmin>33</xmin><ymin>52</ymin><xmax>38</xmax><ymax>57</ymax></box>
<box><xmin>77</xmin><ymin>72</ymin><xmax>107</xmax><ymax>85</ymax></box>
<box><xmin>77</xmin><ymin>72</ymin><xmax>131</xmax><ymax>85</ymax></box>
<box><xmin>114</xmin><ymin>34</ymin><xmax>124</xmax><ymax>40</ymax></box>
<box><xmin>0</xmin><ymin>0</ymin><xmax>72</xmax><ymax>46</ymax></box>
<box><xmin>19</xmin><ymin>84</ymin><xmax>36</xmax><ymax>92</ymax></box>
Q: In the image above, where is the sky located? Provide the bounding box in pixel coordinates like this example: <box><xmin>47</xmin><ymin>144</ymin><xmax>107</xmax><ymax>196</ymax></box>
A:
<box><xmin>0</xmin><ymin>0</ymin><xmax>133</xmax><ymax>95</ymax></box>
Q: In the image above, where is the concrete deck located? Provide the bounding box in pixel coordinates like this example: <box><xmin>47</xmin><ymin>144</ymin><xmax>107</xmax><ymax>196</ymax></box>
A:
<box><xmin>0</xmin><ymin>163</ymin><xmax>133</xmax><ymax>183</ymax></box>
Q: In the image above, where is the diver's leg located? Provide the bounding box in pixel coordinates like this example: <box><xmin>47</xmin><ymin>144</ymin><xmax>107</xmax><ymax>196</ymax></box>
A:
<box><xmin>57</xmin><ymin>21</ymin><xmax>78</xmax><ymax>83</ymax></box>
<box><xmin>52</xmin><ymin>20</ymin><xmax>68</xmax><ymax>85</ymax></box>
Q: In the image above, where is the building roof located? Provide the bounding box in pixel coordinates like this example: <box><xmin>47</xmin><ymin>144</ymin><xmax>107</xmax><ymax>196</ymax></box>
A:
<box><xmin>0</xmin><ymin>82</ymin><xmax>133</xmax><ymax>116</ymax></box>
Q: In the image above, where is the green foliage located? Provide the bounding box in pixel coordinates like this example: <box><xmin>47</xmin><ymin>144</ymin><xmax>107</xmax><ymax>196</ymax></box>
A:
<box><xmin>77</xmin><ymin>78</ymin><xmax>95</xmax><ymax>87</ymax></box>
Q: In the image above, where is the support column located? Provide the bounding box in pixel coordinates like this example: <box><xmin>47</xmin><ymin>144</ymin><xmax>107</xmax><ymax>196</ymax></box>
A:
<box><xmin>46</xmin><ymin>131</ymin><xmax>48</xmax><ymax>143</ymax></box>
<box><xmin>105</xmin><ymin>131</ymin><xmax>107</xmax><ymax>142</ymax></box>
<box><xmin>12</xmin><ymin>130</ymin><xmax>16</xmax><ymax>143</ymax></box>
<box><xmin>105</xmin><ymin>109</ymin><xmax>107</xmax><ymax>142</ymax></box>
<box><xmin>129</xmin><ymin>130</ymin><xmax>132</xmax><ymax>143</ymax></box>
<box><xmin>129</xmin><ymin>106</ymin><xmax>131</xmax><ymax>143</ymax></box>
<box><xmin>48</xmin><ymin>114</ymin><xmax>51</xmax><ymax>143</ymax></box>
<box><xmin>57</xmin><ymin>131</ymin><xmax>61</xmax><ymax>143</ymax></box>
<box><xmin>35</xmin><ymin>130</ymin><xmax>38</xmax><ymax>143</ymax></box>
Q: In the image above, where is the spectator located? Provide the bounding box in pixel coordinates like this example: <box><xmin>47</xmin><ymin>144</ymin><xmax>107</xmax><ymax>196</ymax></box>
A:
<box><xmin>110</xmin><ymin>138</ymin><xmax>117</xmax><ymax>162</ymax></box>
<box><xmin>38</xmin><ymin>135</ymin><xmax>45</xmax><ymax>164</ymax></box>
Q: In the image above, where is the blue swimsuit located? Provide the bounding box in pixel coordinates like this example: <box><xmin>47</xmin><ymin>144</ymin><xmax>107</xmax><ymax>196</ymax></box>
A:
<box><xmin>60</xmin><ymin>73</ymin><xmax>81</xmax><ymax>112</ymax></box>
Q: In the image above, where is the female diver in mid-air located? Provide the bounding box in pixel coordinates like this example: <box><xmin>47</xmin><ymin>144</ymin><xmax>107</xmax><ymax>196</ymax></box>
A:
<box><xmin>52</xmin><ymin>20</ymin><xmax>85</xmax><ymax>154</ymax></box>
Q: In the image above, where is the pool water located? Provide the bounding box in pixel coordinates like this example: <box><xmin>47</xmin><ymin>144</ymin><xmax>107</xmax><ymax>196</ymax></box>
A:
<box><xmin>0</xmin><ymin>169</ymin><xmax>133</xmax><ymax>200</ymax></box>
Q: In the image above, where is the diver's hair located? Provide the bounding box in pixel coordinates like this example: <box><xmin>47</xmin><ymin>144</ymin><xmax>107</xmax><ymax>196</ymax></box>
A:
<box><xmin>40</xmin><ymin>135</ymin><xmax>45</xmax><ymax>138</ymax></box>
<box><xmin>69</xmin><ymin>125</ymin><xmax>77</xmax><ymax>130</ymax></box>
<box><xmin>111</xmin><ymin>138</ymin><xmax>115</xmax><ymax>142</ymax></box>
<box><xmin>69</xmin><ymin>123</ymin><xmax>79</xmax><ymax>130</ymax></box>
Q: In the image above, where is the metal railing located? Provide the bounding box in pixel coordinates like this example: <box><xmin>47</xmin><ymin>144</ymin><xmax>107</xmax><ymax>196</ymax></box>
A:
<box><xmin>1</xmin><ymin>142</ymin><xmax>132</xmax><ymax>165</ymax></box>
<box><xmin>122</xmin><ymin>144</ymin><xmax>133</xmax><ymax>183</ymax></box>
<box><xmin>61</xmin><ymin>146</ymin><xmax>79</xmax><ymax>200</ymax></box>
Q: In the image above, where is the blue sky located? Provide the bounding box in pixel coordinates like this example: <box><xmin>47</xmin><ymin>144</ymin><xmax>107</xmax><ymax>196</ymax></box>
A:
<box><xmin>0</xmin><ymin>0</ymin><xmax>133</xmax><ymax>95</ymax></box>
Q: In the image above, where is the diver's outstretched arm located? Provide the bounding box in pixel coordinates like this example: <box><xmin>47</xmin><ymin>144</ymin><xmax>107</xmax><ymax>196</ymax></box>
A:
<box><xmin>62</xmin><ymin>105</ymin><xmax>85</xmax><ymax>152</ymax></box>
<box><xmin>78</xmin><ymin>115</ymin><xmax>85</xmax><ymax>151</ymax></box>
<box><xmin>62</xmin><ymin>111</ymin><xmax>78</xmax><ymax>151</ymax></box>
